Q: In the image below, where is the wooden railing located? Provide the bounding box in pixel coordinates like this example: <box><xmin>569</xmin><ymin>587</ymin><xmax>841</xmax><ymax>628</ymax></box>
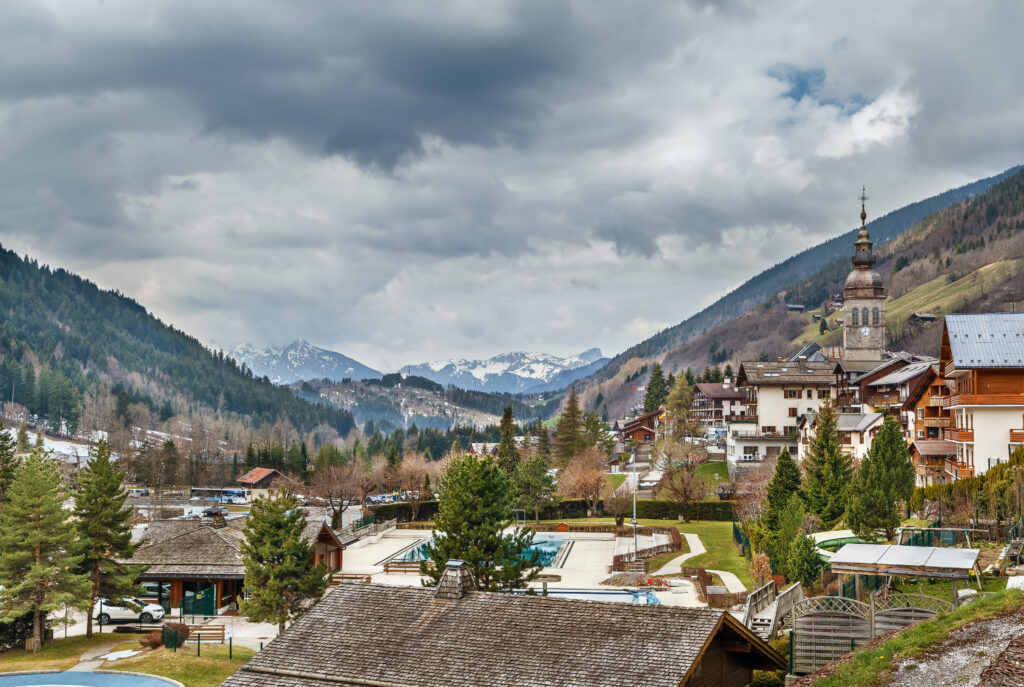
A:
<box><xmin>741</xmin><ymin>580</ymin><xmax>777</xmax><ymax>628</ymax></box>
<box><xmin>951</xmin><ymin>393</ymin><xmax>1024</xmax><ymax>406</ymax></box>
<box><xmin>927</xmin><ymin>396</ymin><xmax>950</xmax><ymax>407</ymax></box>
<box><xmin>949</xmin><ymin>428</ymin><xmax>974</xmax><ymax>442</ymax></box>
<box><xmin>1010</xmin><ymin>429</ymin><xmax>1024</xmax><ymax>443</ymax></box>
<box><xmin>922</xmin><ymin>417</ymin><xmax>950</xmax><ymax>428</ymax></box>
<box><xmin>382</xmin><ymin>559</ymin><xmax>433</xmax><ymax>574</ymax></box>
<box><xmin>330</xmin><ymin>572</ymin><xmax>372</xmax><ymax>585</ymax></box>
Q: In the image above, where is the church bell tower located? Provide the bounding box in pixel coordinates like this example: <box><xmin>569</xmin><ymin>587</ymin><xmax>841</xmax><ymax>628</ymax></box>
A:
<box><xmin>842</xmin><ymin>188</ymin><xmax>885</xmax><ymax>362</ymax></box>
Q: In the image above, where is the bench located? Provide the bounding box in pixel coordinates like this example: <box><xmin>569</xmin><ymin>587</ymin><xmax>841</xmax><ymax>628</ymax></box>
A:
<box><xmin>187</xmin><ymin>624</ymin><xmax>225</xmax><ymax>643</ymax></box>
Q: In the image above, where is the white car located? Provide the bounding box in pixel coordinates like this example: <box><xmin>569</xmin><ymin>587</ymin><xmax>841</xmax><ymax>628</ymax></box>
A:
<box><xmin>93</xmin><ymin>597</ymin><xmax>166</xmax><ymax>624</ymax></box>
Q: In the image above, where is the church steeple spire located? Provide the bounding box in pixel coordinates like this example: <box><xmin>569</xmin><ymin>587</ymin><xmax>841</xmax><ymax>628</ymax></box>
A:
<box><xmin>852</xmin><ymin>186</ymin><xmax>875</xmax><ymax>268</ymax></box>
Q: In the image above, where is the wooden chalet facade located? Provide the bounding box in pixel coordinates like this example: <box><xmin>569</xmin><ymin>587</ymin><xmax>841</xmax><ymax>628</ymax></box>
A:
<box><xmin>940</xmin><ymin>314</ymin><xmax>1024</xmax><ymax>477</ymax></box>
<box><xmin>125</xmin><ymin>517</ymin><xmax>343</xmax><ymax>614</ymax></box>
<box><xmin>622</xmin><ymin>409</ymin><xmax>662</xmax><ymax>445</ymax></box>
<box><xmin>222</xmin><ymin>561</ymin><xmax>784</xmax><ymax>687</ymax></box>
<box><xmin>237</xmin><ymin>468</ymin><xmax>287</xmax><ymax>501</ymax></box>
<box><xmin>692</xmin><ymin>382</ymin><xmax>749</xmax><ymax>430</ymax></box>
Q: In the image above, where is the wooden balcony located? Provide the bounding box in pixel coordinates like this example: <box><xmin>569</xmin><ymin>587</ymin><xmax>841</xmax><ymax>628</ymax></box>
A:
<box><xmin>926</xmin><ymin>396</ymin><xmax>949</xmax><ymax>407</ymax></box>
<box><xmin>950</xmin><ymin>393</ymin><xmax>1024</xmax><ymax>406</ymax></box>
<box><xmin>921</xmin><ymin>417</ymin><xmax>950</xmax><ymax>429</ymax></box>
<box><xmin>938</xmin><ymin>396</ymin><xmax>952</xmax><ymax>407</ymax></box>
<box><xmin>867</xmin><ymin>394</ymin><xmax>901</xmax><ymax>407</ymax></box>
<box><xmin>949</xmin><ymin>428</ymin><xmax>974</xmax><ymax>442</ymax></box>
<box><xmin>724</xmin><ymin>414</ymin><xmax>757</xmax><ymax>424</ymax></box>
<box><xmin>1011</xmin><ymin>429</ymin><xmax>1024</xmax><ymax>443</ymax></box>
<box><xmin>944</xmin><ymin>360</ymin><xmax>957</xmax><ymax>377</ymax></box>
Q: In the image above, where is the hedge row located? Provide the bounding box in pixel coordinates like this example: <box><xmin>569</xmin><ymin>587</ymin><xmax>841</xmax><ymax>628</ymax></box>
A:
<box><xmin>369</xmin><ymin>498</ymin><xmax>734</xmax><ymax>523</ymax></box>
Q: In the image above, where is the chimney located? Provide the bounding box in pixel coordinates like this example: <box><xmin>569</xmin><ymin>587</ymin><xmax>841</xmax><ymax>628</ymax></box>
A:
<box><xmin>435</xmin><ymin>560</ymin><xmax>476</xmax><ymax>600</ymax></box>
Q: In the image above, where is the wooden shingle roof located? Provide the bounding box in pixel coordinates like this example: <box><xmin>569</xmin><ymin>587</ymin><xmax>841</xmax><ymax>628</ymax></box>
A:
<box><xmin>222</xmin><ymin>583</ymin><xmax>783</xmax><ymax>687</ymax></box>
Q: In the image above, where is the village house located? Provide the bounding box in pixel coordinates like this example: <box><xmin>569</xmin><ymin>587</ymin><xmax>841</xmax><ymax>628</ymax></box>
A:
<box><xmin>908</xmin><ymin>439</ymin><xmax>959</xmax><ymax>486</ymax></box>
<box><xmin>621</xmin><ymin>408</ymin><xmax>663</xmax><ymax>445</ymax></box>
<box><xmin>125</xmin><ymin>515</ymin><xmax>343</xmax><ymax>614</ymax></box>
<box><xmin>727</xmin><ymin>360</ymin><xmax>837</xmax><ymax>466</ymax></box>
<box><xmin>796</xmin><ymin>411</ymin><xmax>884</xmax><ymax>464</ymax></box>
<box><xmin>861</xmin><ymin>359</ymin><xmax>935</xmax><ymax>415</ymax></box>
<box><xmin>237</xmin><ymin>467</ymin><xmax>288</xmax><ymax>501</ymax></box>
<box><xmin>902</xmin><ymin>364</ymin><xmax>953</xmax><ymax>443</ymax></box>
<box><xmin>221</xmin><ymin>560</ymin><xmax>784</xmax><ymax>687</ymax></box>
<box><xmin>692</xmin><ymin>381</ymin><xmax>749</xmax><ymax>431</ymax></box>
<box><xmin>940</xmin><ymin>313</ymin><xmax>1024</xmax><ymax>477</ymax></box>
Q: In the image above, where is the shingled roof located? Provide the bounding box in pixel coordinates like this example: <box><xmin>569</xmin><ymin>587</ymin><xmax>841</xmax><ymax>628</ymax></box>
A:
<box><xmin>124</xmin><ymin>520</ymin><xmax>246</xmax><ymax>578</ymax></box>
<box><xmin>737</xmin><ymin>360</ymin><xmax>840</xmax><ymax>386</ymax></box>
<box><xmin>221</xmin><ymin>583</ymin><xmax>783</xmax><ymax>687</ymax></box>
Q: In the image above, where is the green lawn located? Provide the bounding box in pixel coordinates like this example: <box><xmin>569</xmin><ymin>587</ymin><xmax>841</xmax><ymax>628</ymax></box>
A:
<box><xmin>0</xmin><ymin>633</ymin><xmax>145</xmax><ymax>673</ymax></box>
<box><xmin>606</xmin><ymin>474</ymin><xmax>627</xmax><ymax>491</ymax></box>
<box><xmin>109</xmin><ymin>643</ymin><xmax>255</xmax><ymax>687</ymax></box>
<box><xmin>810</xmin><ymin>589</ymin><xmax>1022</xmax><ymax>687</ymax></box>
<box><xmin>696</xmin><ymin>461</ymin><xmax>729</xmax><ymax>488</ymax></box>
<box><xmin>540</xmin><ymin>517</ymin><xmax>752</xmax><ymax>589</ymax></box>
<box><xmin>892</xmin><ymin>575</ymin><xmax>1007</xmax><ymax>602</ymax></box>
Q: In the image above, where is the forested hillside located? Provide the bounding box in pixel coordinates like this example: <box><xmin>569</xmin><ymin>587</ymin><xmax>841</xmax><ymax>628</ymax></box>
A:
<box><xmin>582</xmin><ymin>167</ymin><xmax>1024</xmax><ymax>419</ymax></box>
<box><xmin>588</xmin><ymin>165</ymin><xmax>1023</xmax><ymax>386</ymax></box>
<box><xmin>0</xmin><ymin>246</ymin><xmax>355</xmax><ymax>437</ymax></box>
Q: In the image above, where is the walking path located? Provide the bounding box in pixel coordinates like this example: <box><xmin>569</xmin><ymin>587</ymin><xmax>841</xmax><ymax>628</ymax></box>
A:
<box><xmin>650</xmin><ymin>532</ymin><xmax>747</xmax><ymax>593</ymax></box>
<box><xmin>65</xmin><ymin>640</ymin><xmax>124</xmax><ymax>671</ymax></box>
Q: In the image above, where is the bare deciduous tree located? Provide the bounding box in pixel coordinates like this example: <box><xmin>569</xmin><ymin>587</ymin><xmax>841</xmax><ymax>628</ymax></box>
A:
<box><xmin>310</xmin><ymin>462</ymin><xmax>363</xmax><ymax>528</ymax></box>
<box><xmin>558</xmin><ymin>446</ymin><xmax>609</xmax><ymax>517</ymax></box>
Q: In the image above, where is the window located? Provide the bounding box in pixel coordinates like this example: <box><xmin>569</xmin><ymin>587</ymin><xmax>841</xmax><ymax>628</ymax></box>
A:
<box><xmin>766</xmin><ymin>446</ymin><xmax>780</xmax><ymax>459</ymax></box>
<box><xmin>852</xmin><ymin>309</ymin><xmax>859</xmax><ymax>326</ymax></box>
<box><xmin>818</xmin><ymin>390</ymin><xmax>831</xmax><ymax>399</ymax></box>
<box><xmin>917</xmin><ymin>430</ymin><xmax>924</xmax><ymax>439</ymax></box>
<box><xmin>917</xmin><ymin>408</ymin><xmax>924</xmax><ymax>419</ymax></box>
<box><xmin>872</xmin><ymin>307</ymin><xmax>880</xmax><ymax>325</ymax></box>
<box><xmin>783</xmin><ymin>425</ymin><xmax>797</xmax><ymax>435</ymax></box>
<box><xmin>788</xmin><ymin>407</ymin><xmax>798</xmax><ymax>417</ymax></box>
<box><xmin>806</xmin><ymin>390</ymin><xmax>813</xmax><ymax>399</ymax></box>
<box><xmin>784</xmin><ymin>389</ymin><xmax>799</xmax><ymax>399</ymax></box>
<box><xmin>861</xmin><ymin>307</ymin><xmax>869</xmax><ymax>326</ymax></box>
<box><xmin>761</xmin><ymin>426</ymin><xmax>777</xmax><ymax>434</ymax></box>
<box><xmin>842</xmin><ymin>435</ymin><xmax>852</xmax><ymax>445</ymax></box>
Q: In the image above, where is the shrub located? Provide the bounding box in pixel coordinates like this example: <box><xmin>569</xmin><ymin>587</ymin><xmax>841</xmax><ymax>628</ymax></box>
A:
<box><xmin>163</xmin><ymin>622</ymin><xmax>190</xmax><ymax>649</ymax></box>
<box><xmin>139</xmin><ymin>630</ymin><xmax>163</xmax><ymax>649</ymax></box>
<box><xmin>0</xmin><ymin>611</ymin><xmax>39</xmax><ymax>651</ymax></box>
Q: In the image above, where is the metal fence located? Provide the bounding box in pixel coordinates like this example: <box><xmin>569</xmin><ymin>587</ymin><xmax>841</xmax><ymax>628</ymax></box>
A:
<box><xmin>180</xmin><ymin>587</ymin><xmax>216</xmax><ymax>621</ymax></box>
<box><xmin>733</xmin><ymin>522</ymin><xmax>752</xmax><ymax>560</ymax></box>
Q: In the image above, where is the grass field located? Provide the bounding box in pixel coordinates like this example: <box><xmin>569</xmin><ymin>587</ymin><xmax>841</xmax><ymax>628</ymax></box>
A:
<box><xmin>606</xmin><ymin>473</ymin><xmax>627</xmax><ymax>491</ymax></box>
<box><xmin>695</xmin><ymin>461</ymin><xmax>729</xmax><ymax>488</ymax></box>
<box><xmin>0</xmin><ymin>633</ymin><xmax>145</xmax><ymax>673</ymax></box>
<box><xmin>109</xmin><ymin>643</ymin><xmax>255</xmax><ymax>687</ymax></box>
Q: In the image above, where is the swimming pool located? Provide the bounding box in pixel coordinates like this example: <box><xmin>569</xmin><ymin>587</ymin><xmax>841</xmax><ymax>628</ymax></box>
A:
<box><xmin>393</xmin><ymin>533</ymin><xmax>569</xmax><ymax>568</ymax></box>
<box><xmin>514</xmin><ymin>588</ymin><xmax>661</xmax><ymax>605</ymax></box>
<box><xmin>0</xmin><ymin>671</ymin><xmax>182</xmax><ymax>686</ymax></box>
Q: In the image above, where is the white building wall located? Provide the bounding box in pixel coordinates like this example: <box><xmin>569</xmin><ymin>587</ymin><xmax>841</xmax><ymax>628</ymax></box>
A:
<box><xmin>962</xmin><ymin>406</ymin><xmax>1024</xmax><ymax>475</ymax></box>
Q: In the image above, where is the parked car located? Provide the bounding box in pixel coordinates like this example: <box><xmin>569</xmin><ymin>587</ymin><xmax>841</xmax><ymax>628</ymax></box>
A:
<box><xmin>93</xmin><ymin>598</ymin><xmax>165</xmax><ymax>624</ymax></box>
<box><xmin>202</xmin><ymin>506</ymin><xmax>228</xmax><ymax>517</ymax></box>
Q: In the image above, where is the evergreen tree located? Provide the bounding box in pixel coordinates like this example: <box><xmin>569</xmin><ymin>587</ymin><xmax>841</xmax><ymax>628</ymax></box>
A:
<box><xmin>582</xmin><ymin>412</ymin><xmax>615</xmax><ymax>455</ymax></box>
<box><xmin>73</xmin><ymin>440</ymin><xmax>139</xmax><ymax>637</ymax></box>
<box><xmin>553</xmin><ymin>388</ymin><xmax>584</xmax><ymax>465</ymax></box>
<box><xmin>664</xmin><ymin>375</ymin><xmax>699</xmax><ymax>439</ymax></box>
<box><xmin>537</xmin><ymin>426</ymin><xmax>551</xmax><ymax>461</ymax></box>
<box><xmin>424</xmin><ymin>454</ymin><xmax>541</xmax><ymax>590</ymax></box>
<box><xmin>762</xmin><ymin>449</ymin><xmax>802</xmax><ymax>532</ymax></box>
<box><xmin>244</xmin><ymin>443</ymin><xmax>257</xmax><ymax>470</ymax></box>
<box><xmin>787</xmin><ymin>533</ymin><xmax>824</xmax><ymax>588</ymax></box>
<box><xmin>768</xmin><ymin>493</ymin><xmax>804</xmax><ymax>579</ymax></box>
<box><xmin>802</xmin><ymin>402</ymin><xmax>852</xmax><ymax>528</ymax></box>
<box><xmin>240</xmin><ymin>488</ymin><xmax>328</xmax><ymax>633</ymax></box>
<box><xmin>0</xmin><ymin>451</ymin><xmax>90</xmax><ymax>652</ymax></box>
<box><xmin>643</xmin><ymin>364</ymin><xmax>668</xmax><ymax>413</ymax></box>
<box><xmin>724</xmin><ymin>364</ymin><xmax>734</xmax><ymax>380</ymax></box>
<box><xmin>819</xmin><ymin>318</ymin><xmax>828</xmax><ymax>335</ymax></box>
<box><xmin>684</xmin><ymin>367</ymin><xmax>695</xmax><ymax>387</ymax></box>
<box><xmin>16</xmin><ymin>422</ymin><xmax>29</xmax><ymax>453</ymax></box>
<box><xmin>0</xmin><ymin>424</ymin><xmax>17</xmax><ymax>502</ymax></box>
<box><xmin>847</xmin><ymin>415</ymin><xmax>916</xmax><ymax>541</ymax></box>
<box><xmin>496</xmin><ymin>407</ymin><xmax>521</xmax><ymax>473</ymax></box>
<box><xmin>511</xmin><ymin>456</ymin><xmax>557</xmax><ymax>522</ymax></box>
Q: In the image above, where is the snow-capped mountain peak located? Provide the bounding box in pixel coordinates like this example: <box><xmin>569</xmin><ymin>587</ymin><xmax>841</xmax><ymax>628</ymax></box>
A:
<box><xmin>402</xmin><ymin>349</ymin><xmax>609</xmax><ymax>394</ymax></box>
<box><xmin>229</xmin><ymin>340</ymin><xmax>383</xmax><ymax>385</ymax></box>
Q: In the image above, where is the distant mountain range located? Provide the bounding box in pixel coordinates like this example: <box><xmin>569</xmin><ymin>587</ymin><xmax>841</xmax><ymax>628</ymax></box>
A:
<box><xmin>230</xmin><ymin>340</ymin><xmax>383</xmax><ymax>385</ymax></box>
<box><xmin>231</xmin><ymin>341</ymin><xmax>608</xmax><ymax>394</ymax></box>
<box><xmin>402</xmin><ymin>348</ymin><xmax>610</xmax><ymax>394</ymax></box>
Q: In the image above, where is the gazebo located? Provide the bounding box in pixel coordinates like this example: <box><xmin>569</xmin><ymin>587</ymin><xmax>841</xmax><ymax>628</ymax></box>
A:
<box><xmin>828</xmin><ymin>543</ymin><xmax>982</xmax><ymax>603</ymax></box>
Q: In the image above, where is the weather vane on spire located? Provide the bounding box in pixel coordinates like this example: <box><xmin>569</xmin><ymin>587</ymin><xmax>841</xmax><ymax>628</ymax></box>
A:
<box><xmin>859</xmin><ymin>186</ymin><xmax>868</xmax><ymax>227</ymax></box>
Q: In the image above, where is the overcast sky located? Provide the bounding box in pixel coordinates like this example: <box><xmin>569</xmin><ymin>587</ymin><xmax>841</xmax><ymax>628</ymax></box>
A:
<box><xmin>1</xmin><ymin>1</ymin><xmax>1022</xmax><ymax>371</ymax></box>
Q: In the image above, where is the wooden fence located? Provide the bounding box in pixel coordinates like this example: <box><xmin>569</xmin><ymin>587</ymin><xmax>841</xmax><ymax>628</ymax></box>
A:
<box><xmin>789</xmin><ymin>592</ymin><xmax>952</xmax><ymax>675</ymax></box>
<box><xmin>382</xmin><ymin>559</ymin><xmax>434</xmax><ymax>574</ymax></box>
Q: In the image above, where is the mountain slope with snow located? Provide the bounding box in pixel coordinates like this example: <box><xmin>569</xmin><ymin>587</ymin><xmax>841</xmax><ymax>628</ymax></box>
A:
<box><xmin>230</xmin><ymin>340</ymin><xmax>382</xmax><ymax>384</ymax></box>
<box><xmin>402</xmin><ymin>348</ymin><xmax>609</xmax><ymax>393</ymax></box>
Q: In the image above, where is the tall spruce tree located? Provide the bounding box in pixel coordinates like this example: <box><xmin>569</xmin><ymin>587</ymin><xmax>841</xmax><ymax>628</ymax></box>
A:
<box><xmin>787</xmin><ymin>533</ymin><xmax>824</xmax><ymax>588</ymax></box>
<box><xmin>74</xmin><ymin>440</ymin><xmax>140</xmax><ymax>637</ymax></box>
<box><xmin>762</xmin><ymin>449</ymin><xmax>802</xmax><ymax>531</ymax></box>
<box><xmin>496</xmin><ymin>407</ymin><xmax>521</xmax><ymax>473</ymax></box>
<box><xmin>0</xmin><ymin>451</ymin><xmax>90</xmax><ymax>652</ymax></box>
<box><xmin>847</xmin><ymin>415</ymin><xmax>916</xmax><ymax>541</ymax></box>
<box><xmin>424</xmin><ymin>454</ymin><xmax>541</xmax><ymax>590</ymax></box>
<box><xmin>0</xmin><ymin>424</ymin><xmax>18</xmax><ymax>502</ymax></box>
<box><xmin>768</xmin><ymin>493</ymin><xmax>805</xmax><ymax>579</ymax></box>
<box><xmin>802</xmin><ymin>402</ymin><xmax>852</xmax><ymax>528</ymax></box>
<box><xmin>553</xmin><ymin>388</ymin><xmax>584</xmax><ymax>465</ymax></box>
<box><xmin>240</xmin><ymin>488</ymin><xmax>328</xmax><ymax>633</ymax></box>
<box><xmin>643</xmin><ymin>364</ymin><xmax>668</xmax><ymax>413</ymax></box>
<box><xmin>511</xmin><ymin>456</ymin><xmax>557</xmax><ymax>523</ymax></box>
<box><xmin>537</xmin><ymin>426</ymin><xmax>552</xmax><ymax>461</ymax></box>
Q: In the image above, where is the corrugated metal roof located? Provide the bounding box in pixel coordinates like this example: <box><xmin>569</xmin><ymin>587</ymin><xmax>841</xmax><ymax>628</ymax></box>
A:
<box><xmin>830</xmin><ymin>543</ymin><xmax>979</xmax><ymax>575</ymax></box>
<box><xmin>946</xmin><ymin>313</ymin><xmax>1024</xmax><ymax>368</ymax></box>
<box><xmin>868</xmin><ymin>360</ymin><xmax>936</xmax><ymax>387</ymax></box>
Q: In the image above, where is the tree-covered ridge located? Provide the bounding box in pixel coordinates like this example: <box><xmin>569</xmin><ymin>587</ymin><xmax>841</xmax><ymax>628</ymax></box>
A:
<box><xmin>0</xmin><ymin>246</ymin><xmax>355</xmax><ymax>436</ymax></box>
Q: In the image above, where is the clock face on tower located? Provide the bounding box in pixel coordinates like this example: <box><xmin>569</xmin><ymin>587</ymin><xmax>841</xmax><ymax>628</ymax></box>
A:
<box><xmin>861</xmin><ymin>327</ymin><xmax>870</xmax><ymax>336</ymax></box>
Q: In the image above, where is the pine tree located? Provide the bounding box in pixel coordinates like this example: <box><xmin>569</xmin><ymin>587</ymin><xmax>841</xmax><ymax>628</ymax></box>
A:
<box><xmin>664</xmin><ymin>375</ymin><xmax>698</xmax><ymax>439</ymax></box>
<box><xmin>768</xmin><ymin>493</ymin><xmax>804</xmax><ymax>579</ymax></box>
<box><xmin>762</xmin><ymin>449</ymin><xmax>802</xmax><ymax>531</ymax></box>
<box><xmin>0</xmin><ymin>451</ymin><xmax>91</xmax><ymax>652</ymax></box>
<box><xmin>847</xmin><ymin>415</ymin><xmax>916</xmax><ymax>541</ymax></box>
<box><xmin>787</xmin><ymin>533</ymin><xmax>823</xmax><ymax>588</ymax></box>
<box><xmin>643</xmin><ymin>364</ymin><xmax>668</xmax><ymax>413</ymax></box>
<box><xmin>802</xmin><ymin>402</ymin><xmax>852</xmax><ymax>528</ymax></box>
<box><xmin>684</xmin><ymin>367</ymin><xmax>695</xmax><ymax>387</ymax></box>
<box><xmin>819</xmin><ymin>318</ymin><xmax>828</xmax><ymax>335</ymax></box>
<box><xmin>244</xmin><ymin>443</ymin><xmax>257</xmax><ymax>470</ymax></box>
<box><xmin>537</xmin><ymin>426</ymin><xmax>551</xmax><ymax>461</ymax></box>
<box><xmin>511</xmin><ymin>456</ymin><xmax>557</xmax><ymax>522</ymax></box>
<box><xmin>424</xmin><ymin>454</ymin><xmax>541</xmax><ymax>590</ymax></box>
<box><xmin>73</xmin><ymin>440</ymin><xmax>139</xmax><ymax>636</ymax></box>
<box><xmin>16</xmin><ymin>422</ymin><xmax>29</xmax><ymax>453</ymax></box>
<box><xmin>240</xmin><ymin>488</ymin><xmax>328</xmax><ymax>633</ymax></box>
<box><xmin>0</xmin><ymin>424</ymin><xmax>18</xmax><ymax>502</ymax></box>
<box><xmin>553</xmin><ymin>388</ymin><xmax>584</xmax><ymax>465</ymax></box>
<box><xmin>496</xmin><ymin>407</ymin><xmax>521</xmax><ymax>473</ymax></box>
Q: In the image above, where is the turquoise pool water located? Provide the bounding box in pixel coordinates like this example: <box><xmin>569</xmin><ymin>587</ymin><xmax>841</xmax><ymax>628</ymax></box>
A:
<box><xmin>0</xmin><ymin>672</ymin><xmax>179</xmax><ymax>686</ymax></box>
<box><xmin>515</xmin><ymin>588</ymin><xmax>661</xmax><ymax>605</ymax></box>
<box><xmin>396</xmin><ymin>533</ymin><xmax>566</xmax><ymax>567</ymax></box>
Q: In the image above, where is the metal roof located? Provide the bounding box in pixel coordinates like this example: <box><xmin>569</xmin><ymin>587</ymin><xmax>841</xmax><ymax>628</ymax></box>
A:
<box><xmin>946</xmin><ymin>313</ymin><xmax>1024</xmax><ymax>368</ymax></box>
<box><xmin>836</xmin><ymin>413</ymin><xmax>883</xmax><ymax>433</ymax></box>
<box><xmin>867</xmin><ymin>360</ymin><xmax>936</xmax><ymax>387</ymax></box>
<box><xmin>830</xmin><ymin>544</ymin><xmax>979</xmax><ymax>579</ymax></box>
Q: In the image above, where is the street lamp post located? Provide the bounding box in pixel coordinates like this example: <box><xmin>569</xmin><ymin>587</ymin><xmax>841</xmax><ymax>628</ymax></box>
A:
<box><xmin>632</xmin><ymin>450</ymin><xmax>638</xmax><ymax>563</ymax></box>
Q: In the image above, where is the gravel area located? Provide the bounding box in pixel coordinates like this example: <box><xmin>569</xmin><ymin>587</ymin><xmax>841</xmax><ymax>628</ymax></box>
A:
<box><xmin>977</xmin><ymin>634</ymin><xmax>1024</xmax><ymax>687</ymax></box>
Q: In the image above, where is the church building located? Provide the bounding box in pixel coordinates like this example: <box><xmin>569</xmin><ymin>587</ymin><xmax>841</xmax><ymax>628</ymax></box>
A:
<box><xmin>842</xmin><ymin>189</ymin><xmax>886</xmax><ymax>362</ymax></box>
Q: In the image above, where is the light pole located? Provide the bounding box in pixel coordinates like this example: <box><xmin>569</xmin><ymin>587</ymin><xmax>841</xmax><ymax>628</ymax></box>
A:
<box><xmin>632</xmin><ymin>450</ymin><xmax>638</xmax><ymax>563</ymax></box>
